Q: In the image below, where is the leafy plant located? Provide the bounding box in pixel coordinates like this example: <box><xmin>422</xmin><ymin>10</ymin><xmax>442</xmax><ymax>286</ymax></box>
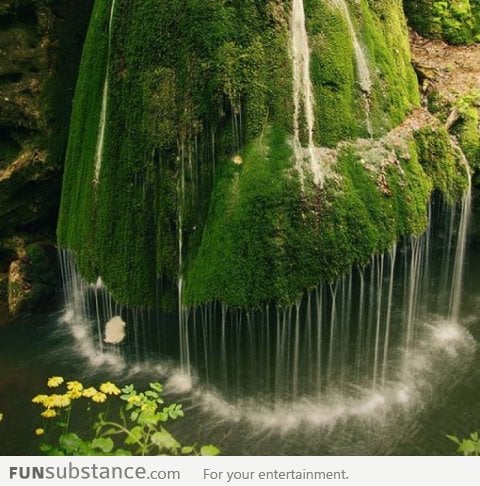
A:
<box><xmin>32</xmin><ymin>377</ymin><xmax>218</xmax><ymax>456</ymax></box>
<box><xmin>448</xmin><ymin>431</ymin><xmax>480</xmax><ymax>456</ymax></box>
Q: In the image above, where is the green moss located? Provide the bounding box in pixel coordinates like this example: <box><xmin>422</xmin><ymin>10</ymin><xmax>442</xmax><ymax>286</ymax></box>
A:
<box><xmin>403</xmin><ymin>0</ymin><xmax>480</xmax><ymax>44</ymax></box>
<box><xmin>453</xmin><ymin>93</ymin><xmax>480</xmax><ymax>171</ymax></box>
<box><xmin>306</xmin><ymin>0</ymin><xmax>361</xmax><ymax>146</ymax></box>
<box><xmin>184</xmin><ymin>127</ymin><xmax>445</xmax><ymax>307</ymax></box>
<box><xmin>59</xmin><ymin>0</ymin><xmax>461</xmax><ymax>310</ymax></box>
<box><xmin>361</xmin><ymin>0</ymin><xmax>420</xmax><ymax>131</ymax></box>
<box><xmin>58</xmin><ymin>0</ymin><xmax>294</xmax><ymax>307</ymax></box>
<box><xmin>414</xmin><ymin>126</ymin><xmax>469</xmax><ymax>204</ymax></box>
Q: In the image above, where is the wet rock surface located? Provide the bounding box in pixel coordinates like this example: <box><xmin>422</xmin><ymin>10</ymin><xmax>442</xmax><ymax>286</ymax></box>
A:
<box><xmin>0</xmin><ymin>0</ymin><xmax>93</xmax><ymax>319</ymax></box>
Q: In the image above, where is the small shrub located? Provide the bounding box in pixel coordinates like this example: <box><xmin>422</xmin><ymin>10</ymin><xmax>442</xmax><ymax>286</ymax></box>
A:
<box><xmin>31</xmin><ymin>376</ymin><xmax>219</xmax><ymax>456</ymax></box>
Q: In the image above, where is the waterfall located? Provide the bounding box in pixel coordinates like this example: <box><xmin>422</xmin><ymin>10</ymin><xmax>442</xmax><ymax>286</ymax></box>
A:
<box><xmin>291</xmin><ymin>0</ymin><xmax>323</xmax><ymax>186</ymax></box>
<box><xmin>331</xmin><ymin>0</ymin><xmax>373</xmax><ymax>136</ymax></box>
<box><xmin>93</xmin><ymin>0</ymin><xmax>116</xmax><ymax>184</ymax></box>
<box><xmin>449</xmin><ymin>169</ymin><xmax>472</xmax><ymax>322</ymax></box>
<box><xmin>58</xmin><ymin>180</ymin><xmax>472</xmax><ymax>402</ymax></box>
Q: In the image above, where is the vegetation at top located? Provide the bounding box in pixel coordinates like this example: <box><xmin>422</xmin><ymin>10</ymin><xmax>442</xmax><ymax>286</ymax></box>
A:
<box><xmin>404</xmin><ymin>0</ymin><xmax>480</xmax><ymax>44</ymax></box>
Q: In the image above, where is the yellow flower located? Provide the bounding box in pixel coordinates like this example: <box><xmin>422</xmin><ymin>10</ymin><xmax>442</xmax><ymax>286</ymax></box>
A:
<box><xmin>0</xmin><ymin>413</ymin><xmax>3</xmax><ymax>422</ymax></box>
<box><xmin>82</xmin><ymin>387</ymin><xmax>97</xmax><ymax>398</ymax></box>
<box><xmin>66</xmin><ymin>390</ymin><xmax>82</xmax><ymax>400</ymax></box>
<box><xmin>47</xmin><ymin>376</ymin><xmax>64</xmax><ymax>388</ymax></box>
<box><xmin>52</xmin><ymin>395</ymin><xmax>71</xmax><ymax>408</ymax></box>
<box><xmin>141</xmin><ymin>402</ymin><xmax>157</xmax><ymax>413</ymax></box>
<box><xmin>100</xmin><ymin>382</ymin><xmax>121</xmax><ymax>396</ymax></box>
<box><xmin>66</xmin><ymin>381</ymin><xmax>83</xmax><ymax>393</ymax></box>
<box><xmin>32</xmin><ymin>395</ymin><xmax>48</xmax><ymax>405</ymax></box>
<box><xmin>91</xmin><ymin>392</ymin><xmax>107</xmax><ymax>404</ymax></box>
<box><xmin>41</xmin><ymin>394</ymin><xmax>70</xmax><ymax>409</ymax></box>
<box><xmin>41</xmin><ymin>409</ymin><xmax>57</xmax><ymax>419</ymax></box>
<box><xmin>41</xmin><ymin>396</ymin><xmax>57</xmax><ymax>409</ymax></box>
<box><xmin>35</xmin><ymin>428</ymin><xmax>45</xmax><ymax>436</ymax></box>
<box><xmin>127</xmin><ymin>395</ymin><xmax>142</xmax><ymax>405</ymax></box>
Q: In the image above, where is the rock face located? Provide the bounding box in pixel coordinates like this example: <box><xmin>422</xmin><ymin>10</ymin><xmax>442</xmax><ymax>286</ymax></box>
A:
<box><xmin>0</xmin><ymin>0</ymin><xmax>93</xmax><ymax>320</ymax></box>
<box><xmin>7</xmin><ymin>242</ymin><xmax>57</xmax><ymax>317</ymax></box>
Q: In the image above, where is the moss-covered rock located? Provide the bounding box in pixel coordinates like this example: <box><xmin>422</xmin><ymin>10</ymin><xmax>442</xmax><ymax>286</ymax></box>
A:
<box><xmin>414</xmin><ymin>125</ymin><xmax>469</xmax><ymax>204</ymax></box>
<box><xmin>185</xmin><ymin>116</ymin><xmax>467</xmax><ymax>307</ymax></box>
<box><xmin>58</xmin><ymin>0</ymin><xmax>424</xmax><ymax>309</ymax></box>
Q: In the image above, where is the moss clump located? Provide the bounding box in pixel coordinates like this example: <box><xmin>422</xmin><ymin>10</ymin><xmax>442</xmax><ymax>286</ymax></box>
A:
<box><xmin>58</xmin><ymin>0</ymin><xmax>294</xmax><ymax>307</ymax></box>
<box><xmin>185</xmin><ymin>127</ymin><xmax>312</xmax><ymax>306</ymax></box>
<box><xmin>304</xmin><ymin>0</ymin><xmax>419</xmax><ymax>146</ymax></box>
<box><xmin>360</xmin><ymin>0</ymin><xmax>420</xmax><ymax>132</ymax></box>
<box><xmin>454</xmin><ymin>92</ymin><xmax>480</xmax><ymax>172</ymax></box>
<box><xmin>58</xmin><ymin>0</ymin><xmax>440</xmax><ymax>310</ymax></box>
<box><xmin>185</xmin><ymin>127</ymin><xmax>451</xmax><ymax>308</ymax></box>
<box><xmin>414</xmin><ymin>126</ymin><xmax>469</xmax><ymax>204</ymax></box>
<box><xmin>306</xmin><ymin>0</ymin><xmax>361</xmax><ymax>146</ymax></box>
<box><xmin>403</xmin><ymin>0</ymin><xmax>480</xmax><ymax>44</ymax></box>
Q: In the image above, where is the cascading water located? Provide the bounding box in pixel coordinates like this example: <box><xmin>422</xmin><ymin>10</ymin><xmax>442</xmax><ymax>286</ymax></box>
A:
<box><xmin>449</xmin><ymin>166</ymin><xmax>472</xmax><ymax>322</ymax></box>
<box><xmin>331</xmin><ymin>0</ymin><xmax>373</xmax><ymax>136</ymax></box>
<box><xmin>291</xmin><ymin>0</ymin><xmax>323</xmax><ymax>186</ymax></box>
<box><xmin>58</xmin><ymin>179</ymin><xmax>473</xmax><ymax>431</ymax></box>
<box><xmin>56</xmin><ymin>0</ymin><xmax>474</xmax><ymax>430</ymax></box>
<box><xmin>93</xmin><ymin>0</ymin><xmax>116</xmax><ymax>184</ymax></box>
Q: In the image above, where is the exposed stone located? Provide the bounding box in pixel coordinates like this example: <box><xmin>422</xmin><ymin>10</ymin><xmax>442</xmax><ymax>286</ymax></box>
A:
<box><xmin>0</xmin><ymin>0</ymin><xmax>93</xmax><ymax>315</ymax></box>
<box><xmin>7</xmin><ymin>242</ymin><xmax>57</xmax><ymax>317</ymax></box>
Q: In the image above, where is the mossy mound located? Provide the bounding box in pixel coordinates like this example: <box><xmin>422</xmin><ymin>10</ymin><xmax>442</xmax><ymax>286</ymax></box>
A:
<box><xmin>185</xmin><ymin>121</ymin><xmax>468</xmax><ymax>307</ymax></box>
<box><xmin>58</xmin><ymin>0</ymin><xmax>449</xmax><ymax>309</ymax></box>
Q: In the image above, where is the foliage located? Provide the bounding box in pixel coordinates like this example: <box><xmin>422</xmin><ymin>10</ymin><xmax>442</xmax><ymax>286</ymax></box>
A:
<box><xmin>448</xmin><ymin>431</ymin><xmax>480</xmax><ymax>456</ymax></box>
<box><xmin>31</xmin><ymin>377</ymin><xmax>219</xmax><ymax>457</ymax></box>
<box><xmin>403</xmin><ymin>0</ymin><xmax>480</xmax><ymax>44</ymax></box>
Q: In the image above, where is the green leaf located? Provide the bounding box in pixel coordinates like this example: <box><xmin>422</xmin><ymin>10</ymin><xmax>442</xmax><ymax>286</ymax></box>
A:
<box><xmin>39</xmin><ymin>444</ymin><xmax>52</xmax><ymax>453</ymax></box>
<box><xmin>114</xmin><ymin>449</ymin><xmax>132</xmax><ymax>456</ymax></box>
<box><xmin>138</xmin><ymin>411</ymin><xmax>161</xmax><ymax>426</ymax></box>
<box><xmin>145</xmin><ymin>391</ymin><xmax>158</xmax><ymax>398</ymax></box>
<box><xmin>181</xmin><ymin>446</ymin><xmax>194</xmax><ymax>455</ymax></box>
<box><xmin>92</xmin><ymin>438</ymin><xmax>114</xmax><ymax>454</ymax></box>
<box><xmin>48</xmin><ymin>449</ymin><xmax>65</xmax><ymax>456</ymax></box>
<box><xmin>131</xmin><ymin>411</ymin><xmax>139</xmax><ymax>422</ymax></box>
<box><xmin>150</xmin><ymin>383</ymin><xmax>163</xmax><ymax>393</ymax></box>
<box><xmin>125</xmin><ymin>426</ymin><xmax>143</xmax><ymax>446</ymax></box>
<box><xmin>151</xmin><ymin>428</ymin><xmax>180</xmax><ymax>452</ymax></box>
<box><xmin>59</xmin><ymin>433</ymin><xmax>83</xmax><ymax>454</ymax></box>
<box><xmin>470</xmin><ymin>432</ymin><xmax>479</xmax><ymax>442</ymax></box>
<box><xmin>459</xmin><ymin>440</ymin><xmax>476</xmax><ymax>455</ymax></box>
<box><xmin>200</xmin><ymin>445</ymin><xmax>220</xmax><ymax>456</ymax></box>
